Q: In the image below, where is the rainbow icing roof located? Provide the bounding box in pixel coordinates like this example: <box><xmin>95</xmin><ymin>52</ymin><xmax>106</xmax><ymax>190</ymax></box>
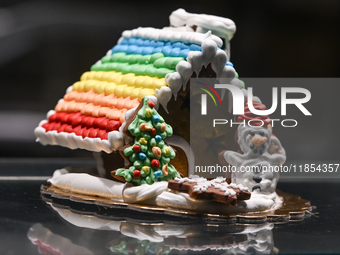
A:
<box><xmin>34</xmin><ymin>9</ymin><xmax>237</xmax><ymax>153</ymax></box>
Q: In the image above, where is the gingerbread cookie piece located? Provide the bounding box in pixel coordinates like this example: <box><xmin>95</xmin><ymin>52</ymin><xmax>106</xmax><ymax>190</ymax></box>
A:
<box><xmin>168</xmin><ymin>176</ymin><xmax>251</xmax><ymax>205</ymax></box>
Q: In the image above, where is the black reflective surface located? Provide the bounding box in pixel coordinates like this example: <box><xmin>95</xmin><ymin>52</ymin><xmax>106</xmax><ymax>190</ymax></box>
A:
<box><xmin>1</xmin><ymin>158</ymin><xmax>340</xmax><ymax>255</ymax></box>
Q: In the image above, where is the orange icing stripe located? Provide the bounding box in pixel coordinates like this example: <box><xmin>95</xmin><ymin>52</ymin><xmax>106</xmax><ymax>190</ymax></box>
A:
<box><xmin>55</xmin><ymin>90</ymin><xmax>140</xmax><ymax>123</ymax></box>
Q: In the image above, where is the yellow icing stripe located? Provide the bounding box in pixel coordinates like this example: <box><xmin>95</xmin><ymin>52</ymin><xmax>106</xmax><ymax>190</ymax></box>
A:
<box><xmin>74</xmin><ymin>71</ymin><xmax>166</xmax><ymax>100</ymax></box>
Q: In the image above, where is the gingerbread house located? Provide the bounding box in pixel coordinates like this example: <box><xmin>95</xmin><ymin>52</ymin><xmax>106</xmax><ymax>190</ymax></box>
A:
<box><xmin>34</xmin><ymin>9</ymin><xmax>238</xmax><ymax>178</ymax></box>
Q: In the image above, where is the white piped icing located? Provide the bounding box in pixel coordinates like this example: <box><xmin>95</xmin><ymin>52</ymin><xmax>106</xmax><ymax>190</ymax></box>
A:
<box><xmin>122</xmin><ymin>27</ymin><xmax>223</xmax><ymax>48</ymax></box>
<box><xmin>106</xmin><ymin>49</ymin><xmax>112</xmax><ymax>56</ymax></box>
<box><xmin>65</xmin><ymin>85</ymin><xmax>73</xmax><ymax>94</ymax></box>
<box><xmin>48</xmin><ymin>170</ymin><xmax>281</xmax><ymax>214</ymax></box>
<box><xmin>165</xmin><ymin>38</ymin><xmax>236</xmax><ymax>104</ymax></box>
<box><xmin>175</xmin><ymin>175</ymin><xmax>249</xmax><ymax>195</ymax></box>
<box><xmin>155</xmin><ymin>87</ymin><xmax>172</xmax><ymax>113</ymax></box>
<box><xmin>170</xmin><ymin>8</ymin><xmax>236</xmax><ymax>41</ymax></box>
<box><xmin>48</xmin><ymin>169</ymin><xmax>124</xmax><ymax>200</ymax></box>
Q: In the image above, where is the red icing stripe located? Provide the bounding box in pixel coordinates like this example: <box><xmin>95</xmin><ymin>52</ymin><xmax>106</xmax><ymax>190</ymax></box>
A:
<box><xmin>43</xmin><ymin>112</ymin><xmax>121</xmax><ymax>140</ymax></box>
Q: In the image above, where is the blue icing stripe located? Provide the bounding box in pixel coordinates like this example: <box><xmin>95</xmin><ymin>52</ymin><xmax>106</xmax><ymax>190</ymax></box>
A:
<box><xmin>152</xmin><ymin>47</ymin><xmax>163</xmax><ymax>54</ymax></box>
<box><xmin>112</xmin><ymin>37</ymin><xmax>202</xmax><ymax>58</ymax></box>
<box><xmin>111</xmin><ymin>44</ymin><xmax>128</xmax><ymax>53</ymax></box>
<box><xmin>142</xmin><ymin>46</ymin><xmax>154</xmax><ymax>55</ymax></box>
<box><xmin>135</xmin><ymin>38</ymin><xmax>144</xmax><ymax>46</ymax></box>
<box><xmin>162</xmin><ymin>46</ymin><xmax>172</xmax><ymax>56</ymax></box>
<box><xmin>149</xmin><ymin>40</ymin><xmax>156</xmax><ymax>47</ymax></box>
<box><xmin>154</xmin><ymin>41</ymin><xmax>165</xmax><ymax>47</ymax></box>
<box><xmin>170</xmin><ymin>48</ymin><xmax>180</xmax><ymax>57</ymax></box>
<box><xmin>127</xmin><ymin>38</ymin><xmax>137</xmax><ymax>45</ymax></box>
<box><xmin>126</xmin><ymin>45</ymin><xmax>138</xmax><ymax>54</ymax></box>
<box><xmin>120</xmin><ymin>38</ymin><xmax>129</xmax><ymax>45</ymax></box>
<box><xmin>179</xmin><ymin>49</ymin><xmax>190</xmax><ymax>58</ymax></box>
<box><xmin>189</xmin><ymin>44</ymin><xmax>201</xmax><ymax>51</ymax></box>
<box><xmin>143</xmin><ymin>39</ymin><xmax>151</xmax><ymax>46</ymax></box>
<box><xmin>171</xmin><ymin>42</ymin><xmax>182</xmax><ymax>48</ymax></box>
<box><xmin>134</xmin><ymin>47</ymin><xmax>144</xmax><ymax>55</ymax></box>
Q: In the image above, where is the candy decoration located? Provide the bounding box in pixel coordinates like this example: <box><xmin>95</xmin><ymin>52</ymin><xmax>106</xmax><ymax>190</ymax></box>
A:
<box><xmin>145</xmin><ymin>108</ymin><xmax>153</xmax><ymax>118</ymax></box>
<box><xmin>138</xmin><ymin>153</ymin><xmax>146</xmax><ymax>160</ymax></box>
<box><xmin>139</xmin><ymin>123</ymin><xmax>151</xmax><ymax>131</ymax></box>
<box><xmin>154</xmin><ymin>170</ymin><xmax>162</xmax><ymax>178</ymax></box>
<box><xmin>155</xmin><ymin>135</ymin><xmax>162</xmax><ymax>142</ymax></box>
<box><xmin>160</xmin><ymin>123</ymin><xmax>166</xmax><ymax>132</ymax></box>
<box><xmin>150</xmin><ymin>128</ymin><xmax>157</xmax><ymax>136</ymax></box>
<box><xmin>133</xmin><ymin>145</ymin><xmax>141</xmax><ymax>153</ymax></box>
<box><xmin>152</xmin><ymin>115</ymin><xmax>160</xmax><ymax>123</ymax></box>
<box><xmin>163</xmin><ymin>147</ymin><xmax>170</xmax><ymax>155</ymax></box>
<box><xmin>151</xmin><ymin>159</ymin><xmax>160</xmax><ymax>169</ymax></box>
<box><xmin>152</xmin><ymin>147</ymin><xmax>162</xmax><ymax>158</ymax></box>
<box><xmin>139</xmin><ymin>137</ymin><xmax>148</xmax><ymax>145</ymax></box>
<box><xmin>142</xmin><ymin>166</ymin><xmax>150</xmax><ymax>174</ymax></box>
<box><xmin>148</xmin><ymin>101</ymin><xmax>155</xmax><ymax>108</ymax></box>
<box><xmin>133</xmin><ymin>170</ymin><xmax>141</xmax><ymax>179</ymax></box>
<box><xmin>162</xmin><ymin>164</ymin><xmax>169</xmax><ymax>176</ymax></box>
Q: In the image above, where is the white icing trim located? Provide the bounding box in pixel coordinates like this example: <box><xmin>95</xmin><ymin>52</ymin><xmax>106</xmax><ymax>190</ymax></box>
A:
<box><xmin>34</xmin><ymin>121</ymin><xmax>124</xmax><ymax>153</ymax></box>
<box><xmin>155</xmin><ymin>87</ymin><xmax>172</xmax><ymax>113</ymax></box>
<box><xmin>106</xmin><ymin>49</ymin><xmax>112</xmax><ymax>56</ymax></box>
<box><xmin>122</xmin><ymin>27</ymin><xmax>223</xmax><ymax>48</ymax></box>
<box><xmin>166</xmin><ymin>38</ymin><xmax>236</xmax><ymax>100</ymax></box>
<box><xmin>46</xmin><ymin>110</ymin><xmax>55</xmax><ymax>120</ymax></box>
<box><xmin>66</xmin><ymin>85</ymin><xmax>73</xmax><ymax>94</ymax></box>
<box><xmin>47</xmin><ymin>170</ymin><xmax>281</xmax><ymax>215</ymax></box>
<box><xmin>170</xmin><ymin>8</ymin><xmax>236</xmax><ymax>41</ymax></box>
<box><xmin>48</xmin><ymin>169</ymin><xmax>124</xmax><ymax>200</ymax></box>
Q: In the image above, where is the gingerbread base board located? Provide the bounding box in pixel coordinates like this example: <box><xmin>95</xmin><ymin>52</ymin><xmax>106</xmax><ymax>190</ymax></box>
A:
<box><xmin>41</xmin><ymin>183</ymin><xmax>313</xmax><ymax>224</ymax></box>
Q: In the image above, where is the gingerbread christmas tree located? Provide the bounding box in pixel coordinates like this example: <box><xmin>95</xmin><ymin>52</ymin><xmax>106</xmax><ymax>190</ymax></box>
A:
<box><xmin>112</xmin><ymin>97</ymin><xmax>180</xmax><ymax>185</ymax></box>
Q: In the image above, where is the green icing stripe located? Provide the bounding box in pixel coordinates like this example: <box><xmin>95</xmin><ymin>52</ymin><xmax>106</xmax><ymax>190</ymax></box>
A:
<box><xmin>91</xmin><ymin>52</ymin><xmax>184</xmax><ymax>78</ymax></box>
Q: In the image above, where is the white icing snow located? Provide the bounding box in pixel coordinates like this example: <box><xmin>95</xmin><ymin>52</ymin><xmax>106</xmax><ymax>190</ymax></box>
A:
<box><xmin>122</xmin><ymin>27</ymin><xmax>223</xmax><ymax>48</ymax></box>
<box><xmin>48</xmin><ymin>169</ymin><xmax>280</xmax><ymax>215</ymax></box>
<box><xmin>170</xmin><ymin>8</ymin><xmax>236</xmax><ymax>41</ymax></box>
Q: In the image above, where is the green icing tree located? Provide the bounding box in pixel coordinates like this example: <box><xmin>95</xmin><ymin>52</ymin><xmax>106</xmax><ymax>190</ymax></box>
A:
<box><xmin>115</xmin><ymin>97</ymin><xmax>180</xmax><ymax>185</ymax></box>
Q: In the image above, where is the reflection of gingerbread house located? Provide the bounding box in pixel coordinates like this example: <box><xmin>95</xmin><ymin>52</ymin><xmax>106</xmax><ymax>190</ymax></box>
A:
<box><xmin>34</xmin><ymin>9</ymin><xmax>237</xmax><ymax>178</ymax></box>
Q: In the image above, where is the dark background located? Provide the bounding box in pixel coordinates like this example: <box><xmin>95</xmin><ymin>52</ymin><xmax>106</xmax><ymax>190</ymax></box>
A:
<box><xmin>0</xmin><ymin>0</ymin><xmax>339</xmax><ymax>158</ymax></box>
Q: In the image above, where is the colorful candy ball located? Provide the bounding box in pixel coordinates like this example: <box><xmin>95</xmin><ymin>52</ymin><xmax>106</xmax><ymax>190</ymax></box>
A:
<box><xmin>148</xmin><ymin>101</ymin><xmax>155</xmax><ymax>108</ymax></box>
<box><xmin>133</xmin><ymin>170</ymin><xmax>141</xmax><ymax>179</ymax></box>
<box><xmin>155</xmin><ymin>135</ymin><xmax>162</xmax><ymax>142</ymax></box>
<box><xmin>133</xmin><ymin>145</ymin><xmax>141</xmax><ymax>153</ymax></box>
<box><xmin>152</xmin><ymin>115</ymin><xmax>160</xmax><ymax>123</ymax></box>
<box><xmin>145</xmin><ymin>109</ymin><xmax>153</xmax><ymax>118</ymax></box>
<box><xmin>150</xmin><ymin>128</ymin><xmax>156</xmax><ymax>136</ymax></box>
<box><xmin>151</xmin><ymin>159</ymin><xmax>160</xmax><ymax>169</ymax></box>
<box><xmin>138</xmin><ymin>152</ymin><xmax>146</xmax><ymax>160</ymax></box>
<box><xmin>154</xmin><ymin>170</ymin><xmax>162</xmax><ymax>178</ymax></box>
